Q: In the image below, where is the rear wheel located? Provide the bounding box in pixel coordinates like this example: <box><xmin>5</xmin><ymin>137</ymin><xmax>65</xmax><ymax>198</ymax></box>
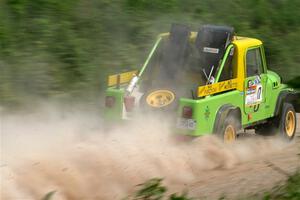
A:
<box><xmin>218</xmin><ymin>115</ymin><xmax>238</xmax><ymax>143</ymax></box>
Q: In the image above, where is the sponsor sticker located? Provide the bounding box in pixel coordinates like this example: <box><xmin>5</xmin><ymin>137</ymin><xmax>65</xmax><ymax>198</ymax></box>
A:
<box><xmin>245</xmin><ymin>76</ymin><xmax>263</xmax><ymax>106</ymax></box>
<box><xmin>197</xmin><ymin>78</ymin><xmax>238</xmax><ymax>97</ymax></box>
<box><xmin>203</xmin><ymin>47</ymin><xmax>219</xmax><ymax>54</ymax></box>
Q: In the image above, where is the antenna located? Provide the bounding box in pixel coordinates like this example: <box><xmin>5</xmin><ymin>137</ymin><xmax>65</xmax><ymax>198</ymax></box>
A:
<box><xmin>202</xmin><ymin>69</ymin><xmax>209</xmax><ymax>80</ymax></box>
<box><xmin>206</xmin><ymin>65</ymin><xmax>215</xmax><ymax>84</ymax></box>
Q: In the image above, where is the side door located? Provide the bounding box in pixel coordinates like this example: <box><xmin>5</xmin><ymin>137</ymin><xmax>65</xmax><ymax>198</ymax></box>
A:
<box><xmin>244</xmin><ymin>46</ymin><xmax>268</xmax><ymax>122</ymax></box>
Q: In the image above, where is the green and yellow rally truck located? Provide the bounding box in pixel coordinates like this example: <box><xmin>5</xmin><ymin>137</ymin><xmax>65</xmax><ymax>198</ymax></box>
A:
<box><xmin>104</xmin><ymin>24</ymin><xmax>299</xmax><ymax>142</ymax></box>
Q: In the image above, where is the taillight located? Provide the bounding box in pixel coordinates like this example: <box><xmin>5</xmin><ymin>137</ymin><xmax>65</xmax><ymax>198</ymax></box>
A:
<box><xmin>105</xmin><ymin>96</ymin><xmax>115</xmax><ymax>108</ymax></box>
<box><xmin>124</xmin><ymin>96</ymin><xmax>135</xmax><ymax>112</ymax></box>
<box><xmin>182</xmin><ymin>106</ymin><xmax>193</xmax><ymax>118</ymax></box>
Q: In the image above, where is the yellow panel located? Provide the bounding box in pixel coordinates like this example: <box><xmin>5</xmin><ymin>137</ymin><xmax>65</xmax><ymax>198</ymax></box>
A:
<box><xmin>107</xmin><ymin>70</ymin><xmax>138</xmax><ymax>87</ymax></box>
<box><xmin>197</xmin><ymin>78</ymin><xmax>239</xmax><ymax>97</ymax></box>
<box><xmin>231</xmin><ymin>37</ymin><xmax>262</xmax><ymax>91</ymax></box>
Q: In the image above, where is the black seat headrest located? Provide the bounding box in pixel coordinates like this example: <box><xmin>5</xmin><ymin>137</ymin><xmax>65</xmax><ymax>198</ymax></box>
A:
<box><xmin>159</xmin><ymin>24</ymin><xmax>191</xmax><ymax>80</ymax></box>
<box><xmin>195</xmin><ymin>24</ymin><xmax>234</xmax><ymax>77</ymax></box>
<box><xmin>169</xmin><ymin>24</ymin><xmax>191</xmax><ymax>47</ymax></box>
<box><xmin>196</xmin><ymin>24</ymin><xmax>234</xmax><ymax>55</ymax></box>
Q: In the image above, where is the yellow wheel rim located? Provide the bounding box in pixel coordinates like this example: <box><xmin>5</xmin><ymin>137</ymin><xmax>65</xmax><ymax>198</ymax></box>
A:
<box><xmin>224</xmin><ymin>125</ymin><xmax>236</xmax><ymax>143</ymax></box>
<box><xmin>146</xmin><ymin>90</ymin><xmax>175</xmax><ymax>108</ymax></box>
<box><xmin>285</xmin><ymin>111</ymin><xmax>295</xmax><ymax>137</ymax></box>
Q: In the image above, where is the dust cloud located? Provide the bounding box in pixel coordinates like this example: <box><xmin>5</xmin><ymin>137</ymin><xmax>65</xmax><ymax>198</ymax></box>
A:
<box><xmin>0</xmin><ymin>105</ymin><xmax>289</xmax><ymax>200</ymax></box>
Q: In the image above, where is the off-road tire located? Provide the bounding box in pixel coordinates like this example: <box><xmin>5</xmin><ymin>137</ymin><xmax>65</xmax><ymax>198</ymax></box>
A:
<box><xmin>218</xmin><ymin>115</ymin><xmax>239</xmax><ymax>143</ymax></box>
<box><xmin>277</xmin><ymin>103</ymin><xmax>297</xmax><ymax>141</ymax></box>
<box><xmin>140</xmin><ymin>88</ymin><xmax>178</xmax><ymax>112</ymax></box>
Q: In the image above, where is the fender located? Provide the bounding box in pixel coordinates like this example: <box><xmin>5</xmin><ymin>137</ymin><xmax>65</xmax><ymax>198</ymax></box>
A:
<box><xmin>274</xmin><ymin>90</ymin><xmax>300</xmax><ymax>116</ymax></box>
<box><xmin>213</xmin><ymin>104</ymin><xmax>241</xmax><ymax>133</ymax></box>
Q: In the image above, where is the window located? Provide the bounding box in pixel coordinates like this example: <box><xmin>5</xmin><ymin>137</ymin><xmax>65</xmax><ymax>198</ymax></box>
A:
<box><xmin>246</xmin><ymin>48</ymin><xmax>263</xmax><ymax>77</ymax></box>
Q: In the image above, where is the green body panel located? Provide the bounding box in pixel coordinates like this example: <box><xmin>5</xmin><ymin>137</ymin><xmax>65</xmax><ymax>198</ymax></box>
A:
<box><xmin>177</xmin><ymin>70</ymin><xmax>290</xmax><ymax>136</ymax></box>
<box><xmin>264</xmin><ymin>74</ymin><xmax>291</xmax><ymax>117</ymax></box>
<box><xmin>242</xmin><ymin>72</ymin><xmax>287</xmax><ymax>125</ymax></box>
<box><xmin>104</xmin><ymin>87</ymin><xmax>124</xmax><ymax>120</ymax></box>
<box><xmin>178</xmin><ymin>90</ymin><xmax>243</xmax><ymax>136</ymax></box>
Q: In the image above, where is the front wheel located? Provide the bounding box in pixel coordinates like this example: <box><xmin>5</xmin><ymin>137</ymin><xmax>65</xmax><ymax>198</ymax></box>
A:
<box><xmin>278</xmin><ymin>103</ymin><xmax>297</xmax><ymax>141</ymax></box>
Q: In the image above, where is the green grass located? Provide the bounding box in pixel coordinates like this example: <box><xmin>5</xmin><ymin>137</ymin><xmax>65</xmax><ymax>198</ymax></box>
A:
<box><xmin>127</xmin><ymin>178</ymin><xmax>193</xmax><ymax>200</ymax></box>
<box><xmin>263</xmin><ymin>170</ymin><xmax>300</xmax><ymax>200</ymax></box>
<box><xmin>40</xmin><ymin>171</ymin><xmax>300</xmax><ymax>199</ymax></box>
<box><xmin>129</xmin><ymin>170</ymin><xmax>300</xmax><ymax>200</ymax></box>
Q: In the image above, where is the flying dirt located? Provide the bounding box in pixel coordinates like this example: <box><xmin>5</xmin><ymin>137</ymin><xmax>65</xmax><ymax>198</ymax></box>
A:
<box><xmin>1</xmin><ymin>105</ymin><xmax>300</xmax><ymax>200</ymax></box>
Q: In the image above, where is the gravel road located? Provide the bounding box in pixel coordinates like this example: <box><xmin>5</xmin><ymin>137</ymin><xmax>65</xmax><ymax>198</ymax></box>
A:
<box><xmin>1</xmin><ymin>111</ymin><xmax>299</xmax><ymax>200</ymax></box>
<box><xmin>184</xmin><ymin>114</ymin><xmax>300</xmax><ymax>199</ymax></box>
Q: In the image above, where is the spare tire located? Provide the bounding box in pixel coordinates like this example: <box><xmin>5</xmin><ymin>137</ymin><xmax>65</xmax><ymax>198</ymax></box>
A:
<box><xmin>140</xmin><ymin>88</ymin><xmax>178</xmax><ymax>111</ymax></box>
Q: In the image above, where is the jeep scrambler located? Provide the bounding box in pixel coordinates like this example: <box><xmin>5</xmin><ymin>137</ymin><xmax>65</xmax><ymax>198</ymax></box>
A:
<box><xmin>104</xmin><ymin>24</ymin><xmax>299</xmax><ymax>142</ymax></box>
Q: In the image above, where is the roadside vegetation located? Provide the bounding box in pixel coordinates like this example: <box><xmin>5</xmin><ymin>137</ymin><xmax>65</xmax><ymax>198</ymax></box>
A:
<box><xmin>128</xmin><ymin>178</ymin><xmax>193</xmax><ymax>200</ymax></box>
<box><xmin>1</xmin><ymin>0</ymin><xmax>300</xmax><ymax>107</ymax></box>
<box><xmin>263</xmin><ymin>170</ymin><xmax>300</xmax><ymax>200</ymax></box>
<box><xmin>127</xmin><ymin>172</ymin><xmax>300</xmax><ymax>200</ymax></box>
<box><xmin>40</xmin><ymin>171</ymin><xmax>300</xmax><ymax>200</ymax></box>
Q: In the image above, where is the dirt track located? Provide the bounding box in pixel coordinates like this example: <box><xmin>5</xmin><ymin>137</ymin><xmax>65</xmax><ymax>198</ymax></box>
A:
<box><xmin>1</xmin><ymin>110</ymin><xmax>300</xmax><ymax>200</ymax></box>
<box><xmin>185</xmin><ymin>114</ymin><xmax>300</xmax><ymax>199</ymax></box>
